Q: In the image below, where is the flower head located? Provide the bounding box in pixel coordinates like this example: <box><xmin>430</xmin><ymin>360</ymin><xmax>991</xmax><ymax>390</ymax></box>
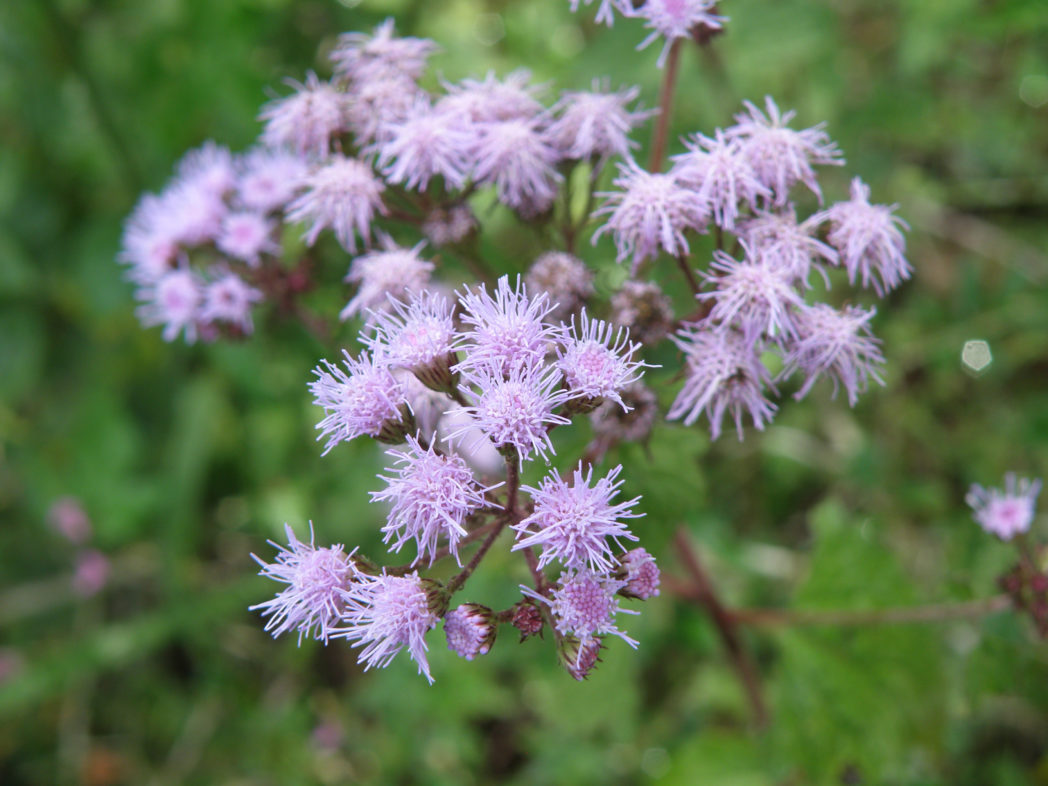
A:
<box><xmin>546</xmin><ymin>81</ymin><xmax>652</xmax><ymax>161</ymax></box>
<box><xmin>454</xmin><ymin>275</ymin><xmax>559</xmax><ymax>376</ymax></box>
<box><xmin>286</xmin><ymin>155</ymin><xmax>387</xmax><ymax>254</ymax></box>
<box><xmin>524</xmin><ymin>568</ymin><xmax>639</xmax><ymax>654</ymax></box>
<box><xmin>309</xmin><ymin>350</ymin><xmax>413</xmax><ymax>453</ymax></box>
<box><xmin>634</xmin><ymin>0</ymin><xmax>728</xmax><ymax>67</ymax></box>
<box><xmin>609</xmin><ymin>280</ymin><xmax>675</xmax><ymax>345</ymax></box>
<box><xmin>346</xmin><ymin>74</ymin><xmax>422</xmax><ymax>147</ymax></box>
<box><xmin>451</xmin><ymin>361</ymin><xmax>571</xmax><ymax>463</ymax></box>
<box><xmin>619</xmin><ymin>547</ymin><xmax>660</xmax><ymax>600</ymax></box>
<box><xmin>439</xmin><ymin>69</ymin><xmax>545</xmax><ymax>123</ymax></box>
<box><xmin>781</xmin><ymin>303</ymin><xmax>884</xmax><ymax>406</ymax></box>
<box><xmin>727</xmin><ymin>96</ymin><xmax>843</xmax><ymax>206</ymax></box>
<box><xmin>593</xmin><ymin>160</ymin><xmax>708</xmax><ymax>273</ymax></box>
<box><xmin>472</xmin><ymin>118</ymin><xmax>562</xmax><ymax>216</ymax></box>
<box><xmin>177</xmin><ymin>141</ymin><xmax>237</xmax><ymax>199</ymax></box>
<box><xmin>513</xmin><ymin>463</ymin><xmax>641</xmax><ymax>572</ymax></box>
<box><xmin>816</xmin><ymin>177</ymin><xmax>911</xmax><ymax>296</ymax></box>
<box><xmin>330</xmin><ymin>19</ymin><xmax>438</xmax><ymax>83</ymax></box>
<box><xmin>198</xmin><ymin>272</ymin><xmax>264</xmax><ymax>334</ymax></box>
<box><xmin>669</xmin><ymin>326</ymin><xmax>778</xmax><ymax>439</ymax></box>
<box><xmin>336</xmin><ymin>572</ymin><xmax>441</xmax><ymax>683</ymax></box>
<box><xmin>136</xmin><ymin>268</ymin><xmax>204</xmax><ymax>343</ymax></box>
<box><xmin>236</xmin><ymin>147</ymin><xmax>309</xmax><ymax>214</ymax></box>
<box><xmin>525</xmin><ymin>252</ymin><xmax>595</xmax><ymax>323</ymax></box>
<box><xmin>216</xmin><ymin>211</ymin><xmax>278</xmax><ymax>266</ymax></box>
<box><xmin>259</xmin><ymin>72</ymin><xmax>348</xmax><ymax>158</ymax></box>
<box><xmin>737</xmin><ymin>207</ymin><xmax>838</xmax><ymax>286</ymax></box>
<box><xmin>422</xmin><ymin>204</ymin><xmax>477</xmax><ymax>246</ymax></box>
<box><xmin>373</xmin><ymin>435</ymin><xmax>498</xmax><ymax>566</ymax></box>
<box><xmin>363</xmin><ymin>291</ymin><xmax>456</xmax><ymax>389</ymax></box>
<box><xmin>444</xmin><ymin>604</ymin><xmax>497</xmax><ymax>660</ymax></box>
<box><xmin>340</xmin><ymin>239</ymin><xmax>433</xmax><ymax>322</ymax></box>
<box><xmin>557</xmin><ymin>310</ymin><xmax>649</xmax><ymax>410</ymax></box>
<box><xmin>967</xmin><ymin>474</ymin><xmax>1042</xmax><ymax>541</ymax></box>
<box><xmin>375</xmin><ymin>97</ymin><xmax>476</xmax><ymax>191</ymax></box>
<box><xmin>672</xmin><ymin>129</ymin><xmax>770</xmax><ymax>231</ymax></box>
<box><xmin>250</xmin><ymin>523</ymin><xmax>357</xmax><ymax>644</ymax></box>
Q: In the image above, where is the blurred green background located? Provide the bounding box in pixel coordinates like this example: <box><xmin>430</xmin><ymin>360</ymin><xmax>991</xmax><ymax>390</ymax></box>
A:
<box><xmin>2</xmin><ymin>0</ymin><xmax>1048</xmax><ymax>783</ymax></box>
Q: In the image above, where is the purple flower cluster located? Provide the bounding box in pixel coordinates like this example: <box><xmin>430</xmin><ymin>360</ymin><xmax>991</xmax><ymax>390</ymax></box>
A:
<box><xmin>968</xmin><ymin>474</ymin><xmax>1042</xmax><ymax>541</ymax></box>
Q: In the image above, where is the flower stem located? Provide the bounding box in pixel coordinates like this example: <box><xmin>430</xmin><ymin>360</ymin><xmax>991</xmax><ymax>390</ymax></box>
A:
<box><xmin>648</xmin><ymin>38</ymin><xmax>684</xmax><ymax>174</ymax></box>
<box><xmin>445</xmin><ymin>516</ymin><xmax>509</xmax><ymax>594</ymax></box>
<box><xmin>676</xmin><ymin>254</ymin><xmax>702</xmax><ymax>296</ymax></box>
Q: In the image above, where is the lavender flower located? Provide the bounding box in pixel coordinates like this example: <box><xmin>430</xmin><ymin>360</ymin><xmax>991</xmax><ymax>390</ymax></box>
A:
<box><xmin>372</xmin><ymin>436</ymin><xmax>498</xmax><ymax>566</ymax></box>
<box><xmin>136</xmin><ymin>268</ymin><xmax>204</xmax><ymax>343</ymax></box>
<box><xmin>286</xmin><ymin>155</ymin><xmax>387</xmax><ymax>254</ymax></box>
<box><xmin>72</xmin><ymin>550</ymin><xmax>110</xmax><ymax>598</ymax></box>
<box><xmin>250</xmin><ymin>523</ymin><xmax>357</xmax><ymax>644</ymax></box>
<box><xmin>472</xmin><ymin>118</ymin><xmax>562</xmax><ymax>216</ymax></box>
<box><xmin>375</xmin><ymin>97</ymin><xmax>475</xmax><ymax>191</ymax></box>
<box><xmin>737</xmin><ymin>208</ymin><xmax>838</xmax><ymax>286</ymax></box>
<box><xmin>696</xmin><ymin>247</ymin><xmax>804</xmax><ymax>343</ymax></box>
<box><xmin>593</xmin><ymin>160</ymin><xmax>708</xmax><ymax>273</ymax></box>
<box><xmin>816</xmin><ymin>177</ymin><xmax>911</xmax><ymax>296</ymax></box>
<box><xmin>422</xmin><ymin>204</ymin><xmax>477</xmax><ymax>246</ymax></box>
<box><xmin>336</xmin><ymin>572</ymin><xmax>441</xmax><ymax>683</ymax></box>
<box><xmin>345</xmin><ymin>74</ymin><xmax>422</xmax><ymax>147</ymax></box>
<box><xmin>557</xmin><ymin>310</ymin><xmax>648</xmax><ymax>410</ymax></box>
<box><xmin>567</xmin><ymin>0</ymin><xmax>627</xmax><ymax>26</ymax></box>
<box><xmin>309</xmin><ymin>350</ymin><xmax>413</xmax><ymax>452</ymax></box>
<box><xmin>216</xmin><ymin>211</ymin><xmax>278</xmax><ymax>266</ymax></box>
<box><xmin>176</xmin><ymin>141</ymin><xmax>237</xmax><ymax>199</ymax></box>
<box><xmin>609</xmin><ymin>280</ymin><xmax>675</xmax><ymax>345</ymax></box>
<box><xmin>513</xmin><ymin>463</ymin><xmax>641</xmax><ymax>573</ymax></box>
<box><xmin>340</xmin><ymin>240</ymin><xmax>434</xmax><ymax>322</ymax></box>
<box><xmin>727</xmin><ymin>96</ymin><xmax>843</xmax><ymax>206</ymax></box>
<box><xmin>363</xmin><ymin>291</ymin><xmax>456</xmax><ymax>390</ymax></box>
<box><xmin>669</xmin><ymin>325</ymin><xmax>778</xmax><ymax>439</ymax></box>
<box><xmin>525</xmin><ymin>252</ymin><xmax>595</xmax><ymax>323</ymax></box>
<box><xmin>634</xmin><ymin>0</ymin><xmax>728</xmax><ymax>68</ymax></box>
<box><xmin>546</xmin><ymin>82</ymin><xmax>652</xmax><ymax>161</ymax></box>
<box><xmin>967</xmin><ymin>474</ymin><xmax>1042</xmax><ymax>541</ymax></box>
<box><xmin>454</xmin><ymin>275</ymin><xmax>559</xmax><ymax>376</ymax></box>
<box><xmin>451</xmin><ymin>361</ymin><xmax>571</xmax><ymax>463</ymax></box>
<box><xmin>444</xmin><ymin>604</ymin><xmax>497</xmax><ymax>660</ymax></box>
<box><xmin>259</xmin><ymin>72</ymin><xmax>348</xmax><ymax>158</ymax></box>
<box><xmin>672</xmin><ymin>129</ymin><xmax>770</xmax><ymax>231</ymax></box>
<box><xmin>120</xmin><ymin>193</ymin><xmax>183</xmax><ymax>283</ymax></box>
<box><xmin>781</xmin><ymin>304</ymin><xmax>885</xmax><ymax>406</ymax></box>
<box><xmin>330</xmin><ymin>18</ymin><xmax>438</xmax><ymax>83</ymax></box>
<box><xmin>236</xmin><ymin>147</ymin><xmax>309</xmax><ymax>214</ymax></box>
<box><xmin>438</xmin><ymin>69</ymin><xmax>545</xmax><ymax>123</ymax></box>
<box><xmin>198</xmin><ymin>272</ymin><xmax>264</xmax><ymax>334</ymax></box>
<box><xmin>524</xmin><ymin>568</ymin><xmax>639</xmax><ymax>656</ymax></box>
<box><xmin>619</xmin><ymin>547</ymin><xmax>660</xmax><ymax>600</ymax></box>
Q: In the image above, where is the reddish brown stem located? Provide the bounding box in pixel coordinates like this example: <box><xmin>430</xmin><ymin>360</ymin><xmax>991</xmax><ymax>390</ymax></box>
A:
<box><xmin>675</xmin><ymin>254</ymin><xmax>701</xmax><ymax>296</ymax></box>
<box><xmin>648</xmin><ymin>39</ymin><xmax>684</xmax><ymax>174</ymax></box>
<box><xmin>673</xmin><ymin>528</ymin><xmax>769</xmax><ymax>728</ymax></box>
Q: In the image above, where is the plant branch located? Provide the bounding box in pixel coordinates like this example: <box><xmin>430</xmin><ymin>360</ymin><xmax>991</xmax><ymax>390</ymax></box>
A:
<box><xmin>648</xmin><ymin>39</ymin><xmax>684</xmax><ymax>174</ymax></box>
<box><xmin>675</xmin><ymin>254</ymin><xmax>702</xmax><ymax>296</ymax></box>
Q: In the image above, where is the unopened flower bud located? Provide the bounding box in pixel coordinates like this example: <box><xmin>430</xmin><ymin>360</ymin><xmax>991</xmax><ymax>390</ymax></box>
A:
<box><xmin>558</xmin><ymin>636</ymin><xmax>603</xmax><ymax>681</ymax></box>
<box><xmin>444</xmin><ymin>604</ymin><xmax>497</xmax><ymax>660</ymax></box>
<box><xmin>419</xmin><ymin>577</ymin><xmax>451</xmax><ymax>619</ymax></box>
<box><xmin>609</xmin><ymin>280</ymin><xmax>674</xmax><ymax>346</ymax></box>
<box><xmin>511</xmin><ymin>599</ymin><xmax>544</xmax><ymax>641</ymax></box>
<box><xmin>375</xmin><ymin>402</ymin><xmax>416</xmax><ymax>445</ymax></box>
<box><xmin>525</xmin><ymin>252</ymin><xmax>594</xmax><ymax>323</ymax></box>
<box><xmin>616</xmin><ymin>547</ymin><xmax>661</xmax><ymax>600</ymax></box>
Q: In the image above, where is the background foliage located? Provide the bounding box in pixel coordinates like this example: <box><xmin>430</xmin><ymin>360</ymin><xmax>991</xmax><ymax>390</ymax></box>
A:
<box><xmin>2</xmin><ymin>0</ymin><xmax>1047</xmax><ymax>783</ymax></box>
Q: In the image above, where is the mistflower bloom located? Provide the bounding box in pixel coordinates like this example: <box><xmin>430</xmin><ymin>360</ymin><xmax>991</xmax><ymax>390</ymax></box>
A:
<box><xmin>236</xmin><ymin>148</ymin><xmax>309</xmax><ymax>214</ymax></box>
<box><xmin>72</xmin><ymin>549</ymin><xmax>110</xmax><ymax>598</ymax></box>
<box><xmin>557</xmin><ymin>310</ymin><xmax>648</xmax><ymax>410</ymax></box>
<box><xmin>635</xmin><ymin>0</ymin><xmax>728</xmax><ymax>68</ymax></box>
<box><xmin>669</xmin><ymin>325</ymin><xmax>778</xmax><ymax>440</ymax></box>
<box><xmin>781</xmin><ymin>303</ymin><xmax>885</xmax><ymax>406</ymax></box>
<box><xmin>816</xmin><ymin>177</ymin><xmax>911</xmax><ymax>296</ymax></box>
<box><xmin>330</xmin><ymin>18</ymin><xmax>438</xmax><ymax>83</ymax></box>
<box><xmin>444</xmin><ymin>604</ymin><xmax>497</xmax><ymax>660</ymax></box>
<box><xmin>176</xmin><ymin>141</ymin><xmax>237</xmax><ymax>199</ymax></box>
<box><xmin>967</xmin><ymin>474</ymin><xmax>1042</xmax><ymax>541</ymax></box>
<box><xmin>120</xmin><ymin>193</ymin><xmax>182</xmax><ymax>283</ymax></box>
<box><xmin>345</xmin><ymin>74</ymin><xmax>422</xmax><ymax>147</ymax></box>
<box><xmin>259</xmin><ymin>72</ymin><xmax>348</xmax><ymax>158</ymax></box>
<box><xmin>609</xmin><ymin>280</ymin><xmax>675</xmax><ymax>345</ymax></box>
<box><xmin>136</xmin><ymin>268</ymin><xmax>204</xmax><ymax>343</ymax></box>
<box><xmin>671</xmin><ymin>130</ymin><xmax>770</xmax><ymax>231</ymax></box>
<box><xmin>336</xmin><ymin>572</ymin><xmax>441</xmax><ymax>683</ymax></box>
<box><xmin>363</xmin><ymin>291</ymin><xmax>456</xmax><ymax>390</ymax></box>
<box><xmin>524</xmin><ymin>568</ymin><xmax>639</xmax><ymax>655</ymax></box>
<box><xmin>619</xmin><ymin>547</ymin><xmax>660</xmax><ymax>600</ymax></box>
<box><xmin>451</xmin><ymin>361</ymin><xmax>571</xmax><ymax>463</ymax></box>
<box><xmin>439</xmin><ymin>70</ymin><xmax>545</xmax><ymax>123</ymax></box>
<box><xmin>546</xmin><ymin>82</ymin><xmax>651</xmax><ymax>161</ymax></box>
<box><xmin>198</xmin><ymin>272</ymin><xmax>264</xmax><ymax>334</ymax></box>
<box><xmin>454</xmin><ymin>275</ymin><xmax>559</xmax><ymax>376</ymax></box>
<box><xmin>422</xmin><ymin>204</ymin><xmax>477</xmax><ymax>246</ymax></box>
<box><xmin>309</xmin><ymin>349</ymin><xmax>413</xmax><ymax>453</ymax></box>
<box><xmin>372</xmin><ymin>435</ymin><xmax>497</xmax><ymax>565</ymax></box>
<box><xmin>525</xmin><ymin>252</ymin><xmax>594</xmax><ymax>323</ymax></box>
<box><xmin>340</xmin><ymin>240</ymin><xmax>434</xmax><ymax>322</ymax></box>
<box><xmin>159</xmin><ymin>181</ymin><xmax>228</xmax><ymax>248</ymax></box>
<box><xmin>737</xmin><ymin>208</ymin><xmax>838</xmax><ymax>285</ymax></box>
<box><xmin>727</xmin><ymin>96</ymin><xmax>843</xmax><ymax>206</ymax></box>
<box><xmin>567</xmin><ymin>0</ymin><xmax>627</xmax><ymax>26</ymax></box>
<box><xmin>472</xmin><ymin>118</ymin><xmax>562</xmax><ymax>215</ymax></box>
<box><xmin>375</xmin><ymin>98</ymin><xmax>475</xmax><ymax>191</ymax></box>
<box><xmin>593</xmin><ymin>160</ymin><xmax>709</xmax><ymax>273</ymax></box>
<box><xmin>216</xmin><ymin>211</ymin><xmax>278</xmax><ymax>266</ymax></box>
<box><xmin>696</xmin><ymin>247</ymin><xmax>804</xmax><ymax>343</ymax></box>
<box><xmin>250</xmin><ymin>523</ymin><xmax>357</xmax><ymax>644</ymax></box>
<box><xmin>286</xmin><ymin>155</ymin><xmax>387</xmax><ymax>254</ymax></box>
<box><xmin>513</xmin><ymin>463</ymin><xmax>641</xmax><ymax>573</ymax></box>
